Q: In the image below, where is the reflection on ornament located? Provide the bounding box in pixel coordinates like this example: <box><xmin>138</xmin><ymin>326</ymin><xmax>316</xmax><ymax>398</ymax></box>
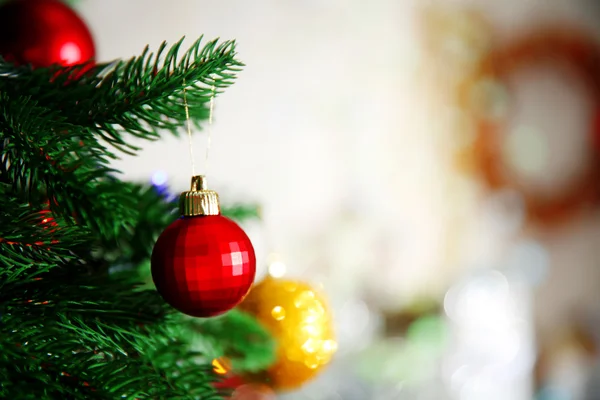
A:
<box><xmin>271</xmin><ymin>306</ymin><xmax>285</xmax><ymax>321</ymax></box>
<box><xmin>38</xmin><ymin>209</ymin><xmax>58</xmax><ymax>232</ymax></box>
<box><xmin>238</xmin><ymin>277</ymin><xmax>336</xmax><ymax>390</ymax></box>
<box><xmin>59</xmin><ymin>42</ymin><xmax>82</xmax><ymax>65</ymax></box>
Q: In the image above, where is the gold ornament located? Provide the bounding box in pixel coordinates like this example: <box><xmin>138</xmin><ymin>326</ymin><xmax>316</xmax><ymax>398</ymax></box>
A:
<box><xmin>238</xmin><ymin>277</ymin><xmax>337</xmax><ymax>390</ymax></box>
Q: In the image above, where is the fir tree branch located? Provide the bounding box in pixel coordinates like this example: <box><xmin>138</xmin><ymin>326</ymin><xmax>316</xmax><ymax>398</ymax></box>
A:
<box><xmin>1</xmin><ymin>275</ymin><xmax>222</xmax><ymax>399</ymax></box>
<box><xmin>0</xmin><ymin>193</ymin><xmax>91</xmax><ymax>284</ymax></box>
<box><xmin>0</xmin><ymin>38</ymin><xmax>247</xmax><ymax>245</ymax></box>
<box><xmin>0</xmin><ymin>349</ymin><xmax>110</xmax><ymax>400</ymax></box>
<box><xmin>2</xmin><ymin>266</ymin><xmax>276</xmax><ymax>397</ymax></box>
<box><xmin>0</xmin><ymin>340</ymin><xmax>223</xmax><ymax>399</ymax></box>
<box><xmin>197</xmin><ymin>310</ymin><xmax>276</xmax><ymax>373</ymax></box>
<box><xmin>0</xmin><ymin>93</ymin><xmax>138</xmax><ymax>240</ymax></box>
<box><xmin>0</xmin><ymin>32</ymin><xmax>274</xmax><ymax>399</ymax></box>
<box><xmin>0</xmin><ymin>37</ymin><xmax>243</xmax><ymax>154</ymax></box>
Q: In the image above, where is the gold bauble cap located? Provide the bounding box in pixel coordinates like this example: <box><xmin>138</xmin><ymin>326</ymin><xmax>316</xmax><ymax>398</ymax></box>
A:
<box><xmin>179</xmin><ymin>175</ymin><xmax>220</xmax><ymax>216</ymax></box>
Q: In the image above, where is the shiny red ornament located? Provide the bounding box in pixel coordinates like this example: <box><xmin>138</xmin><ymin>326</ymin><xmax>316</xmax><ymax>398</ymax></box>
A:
<box><xmin>214</xmin><ymin>374</ymin><xmax>245</xmax><ymax>391</ymax></box>
<box><xmin>0</xmin><ymin>0</ymin><xmax>95</xmax><ymax>68</ymax></box>
<box><xmin>151</xmin><ymin>176</ymin><xmax>256</xmax><ymax>318</ymax></box>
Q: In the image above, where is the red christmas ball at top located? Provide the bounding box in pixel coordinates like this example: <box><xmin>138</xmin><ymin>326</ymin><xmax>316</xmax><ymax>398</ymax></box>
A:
<box><xmin>151</xmin><ymin>176</ymin><xmax>256</xmax><ymax>318</ymax></box>
<box><xmin>0</xmin><ymin>0</ymin><xmax>95</xmax><ymax>68</ymax></box>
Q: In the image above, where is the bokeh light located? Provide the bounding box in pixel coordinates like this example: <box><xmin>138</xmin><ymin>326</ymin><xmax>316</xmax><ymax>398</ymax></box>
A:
<box><xmin>151</xmin><ymin>170</ymin><xmax>168</xmax><ymax>186</ymax></box>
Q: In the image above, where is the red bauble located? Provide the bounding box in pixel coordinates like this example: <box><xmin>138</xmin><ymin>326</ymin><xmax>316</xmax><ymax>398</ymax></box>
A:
<box><xmin>0</xmin><ymin>0</ymin><xmax>95</xmax><ymax>68</ymax></box>
<box><xmin>214</xmin><ymin>374</ymin><xmax>246</xmax><ymax>390</ymax></box>
<box><xmin>151</xmin><ymin>215</ymin><xmax>256</xmax><ymax>318</ymax></box>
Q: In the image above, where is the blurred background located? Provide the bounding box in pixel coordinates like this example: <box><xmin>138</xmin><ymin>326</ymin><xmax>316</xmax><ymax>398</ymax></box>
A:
<box><xmin>79</xmin><ymin>0</ymin><xmax>600</xmax><ymax>399</ymax></box>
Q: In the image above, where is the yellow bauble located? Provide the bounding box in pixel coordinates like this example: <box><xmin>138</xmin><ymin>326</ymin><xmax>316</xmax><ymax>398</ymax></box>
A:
<box><xmin>239</xmin><ymin>277</ymin><xmax>337</xmax><ymax>390</ymax></box>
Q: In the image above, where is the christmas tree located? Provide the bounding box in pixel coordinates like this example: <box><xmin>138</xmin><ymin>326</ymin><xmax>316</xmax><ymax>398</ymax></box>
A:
<box><xmin>0</xmin><ymin>5</ymin><xmax>278</xmax><ymax>399</ymax></box>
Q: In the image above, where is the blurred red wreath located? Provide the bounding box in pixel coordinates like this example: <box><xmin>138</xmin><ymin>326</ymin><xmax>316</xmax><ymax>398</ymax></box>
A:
<box><xmin>460</xmin><ymin>27</ymin><xmax>600</xmax><ymax>226</ymax></box>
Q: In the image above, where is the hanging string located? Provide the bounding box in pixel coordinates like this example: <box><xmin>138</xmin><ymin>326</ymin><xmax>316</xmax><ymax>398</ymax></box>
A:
<box><xmin>183</xmin><ymin>81</ymin><xmax>216</xmax><ymax>177</ymax></box>
<box><xmin>182</xmin><ymin>81</ymin><xmax>196</xmax><ymax>176</ymax></box>
<box><xmin>205</xmin><ymin>85</ymin><xmax>215</xmax><ymax>176</ymax></box>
